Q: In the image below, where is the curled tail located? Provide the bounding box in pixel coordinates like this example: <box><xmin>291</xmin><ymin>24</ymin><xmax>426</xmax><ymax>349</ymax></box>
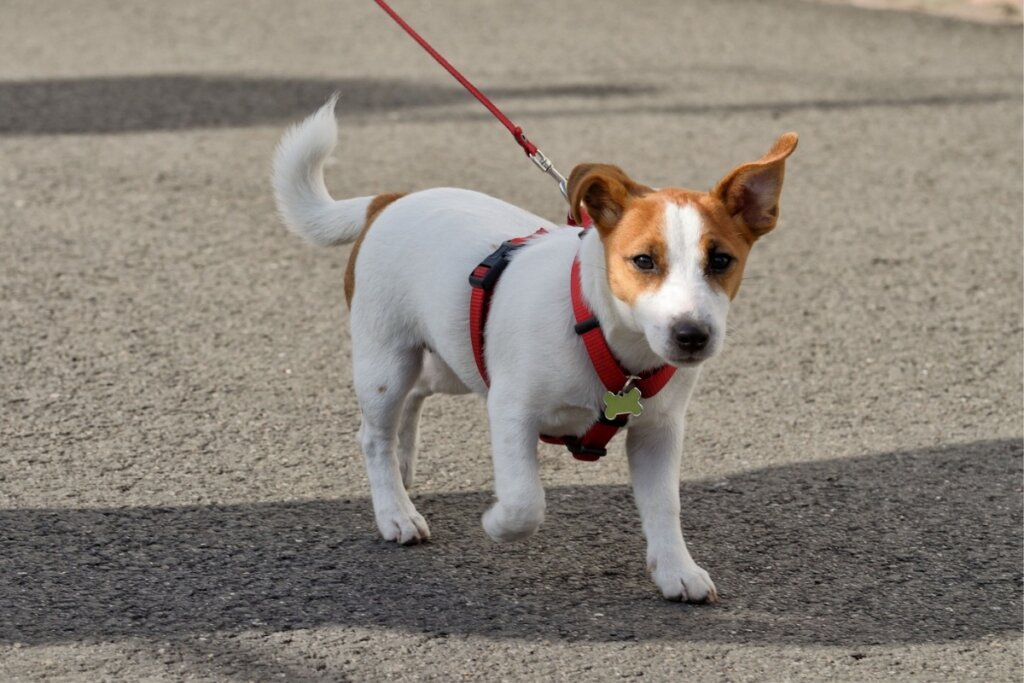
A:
<box><xmin>272</xmin><ymin>95</ymin><xmax>373</xmax><ymax>247</ymax></box>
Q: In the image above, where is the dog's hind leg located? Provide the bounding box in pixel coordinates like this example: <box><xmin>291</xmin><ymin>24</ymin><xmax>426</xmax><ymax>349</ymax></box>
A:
<box><xmin>396</xmin><ymin>379</ymin><xmax>429</xmax><ymax>491</ymax></box>
<box><xmin>352</xmin><ymin>338</ymin><xmax>431</xmax><ymax>545</ymax></box>
<box><xmin>395</xmin><ymin>350</ymin><xmax>469</xmax><ymax>490</ymax></box>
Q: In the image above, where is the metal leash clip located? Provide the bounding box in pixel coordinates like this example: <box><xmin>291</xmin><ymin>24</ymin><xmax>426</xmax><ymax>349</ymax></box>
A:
<box><xmin>529</xmin><ymin>148</ymin><xmax>569</xmax><ymax>200</ymax></box>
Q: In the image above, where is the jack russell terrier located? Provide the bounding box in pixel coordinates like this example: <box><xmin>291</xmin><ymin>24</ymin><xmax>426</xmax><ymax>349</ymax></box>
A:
<box><xmin>273</xmin><ymin>97</ymin><xmax>797</xmax><ymax>603</ymax></box>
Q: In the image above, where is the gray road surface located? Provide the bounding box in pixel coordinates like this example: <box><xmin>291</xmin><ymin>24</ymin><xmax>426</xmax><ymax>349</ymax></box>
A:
<box><xmin>1</xmin><ymin>0</ymin><xmax>1022</xmax><ymax>680</ymax></box>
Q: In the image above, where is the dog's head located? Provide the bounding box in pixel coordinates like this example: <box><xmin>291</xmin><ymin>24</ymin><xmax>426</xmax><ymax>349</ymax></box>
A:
<box><xmin>568</xmin><ymin>133</ymin><xmax>797</xmax><ymax>367</ymax></box>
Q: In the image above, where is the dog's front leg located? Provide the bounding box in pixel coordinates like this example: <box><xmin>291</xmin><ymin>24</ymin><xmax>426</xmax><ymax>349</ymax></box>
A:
<box><xmin>481</xmin><ymin>388</ymin><xmax>545</xmax><ymax>543</ymax></box>
<box><xmin>626</xmin><ymin>422</ymin><xmax>717</xmax><ymax>603</ymax></box>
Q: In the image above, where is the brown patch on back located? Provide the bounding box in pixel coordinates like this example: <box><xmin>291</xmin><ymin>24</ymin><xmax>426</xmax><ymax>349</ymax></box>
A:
<box><xmin>344</xmin><ymin>192</ymin><xmax>405</xmax><ymax>307</ymax></box>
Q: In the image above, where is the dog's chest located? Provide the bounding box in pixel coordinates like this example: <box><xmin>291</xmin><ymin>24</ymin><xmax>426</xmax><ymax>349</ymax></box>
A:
<box><xmin>537</xmin><ymin>404</ymin><xmax>600</xmax><ymax>438</ymax></box>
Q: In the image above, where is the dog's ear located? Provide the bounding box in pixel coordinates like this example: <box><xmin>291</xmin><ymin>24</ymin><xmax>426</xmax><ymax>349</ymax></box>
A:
<box><xmin>712</xmin><ymin>132</ymin><xmax>798</xmax><ymax>239</ymax></box>
<box><xmin>567</xmin><ymin>163</ymin><xmax>651</xmax><ymax>232</ymax></box>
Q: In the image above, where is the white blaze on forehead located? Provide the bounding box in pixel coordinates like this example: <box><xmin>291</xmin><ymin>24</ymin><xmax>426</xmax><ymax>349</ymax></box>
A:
<box><xmin>652</xmin><ymin>201</ymin><xmax>708</xmax><ymax>316</ymax></box>
<box><xmin>667</xmin><ymin>202</ymin><xmax>706</xmax><ymax>281</ymax></box>
<box><xmin>633</xmin><ymin>201</ymin><xmax>729</xmax><ymax>335</ymax></box>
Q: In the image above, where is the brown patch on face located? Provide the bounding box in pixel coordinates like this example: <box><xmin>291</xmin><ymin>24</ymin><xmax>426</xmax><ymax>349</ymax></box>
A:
<box><xmin>344</xmin><ymin>192</ymin><xmax>405</xmax><ymax>307</ymax></box>
<box><xmin>601</xmin><ymin>189</ymin><xmax>756</xmax><ymax>303</ymax></box>
<box><xmin>600</xmin><ymin>194</ymin><xmax>670</xmax><ymax>305</ymax></box>
<box><xmin>685</xmin><ymin>192</ymin><xmax>755</xmax><ymax>300</ymax></box>
<box><xmin>588</xmin><ymin>134</ymin><xmax>795</xmax><ymax>305</ymax></box>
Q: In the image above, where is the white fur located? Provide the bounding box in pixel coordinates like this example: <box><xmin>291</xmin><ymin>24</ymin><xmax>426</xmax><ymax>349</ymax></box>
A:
<box><xmin>274</xmin><ymin>100</ymin><xmax>724</xmax><ymax>602</ymax></box>
<box><xmin>632</xmin><ymin>203</ymin><xmax>731</xmax><ymax>362</ymax></box>
<box><xmin>272</xmin><ymin>96</ymin><xmax>374</xmax><ymax>246</ymax></box>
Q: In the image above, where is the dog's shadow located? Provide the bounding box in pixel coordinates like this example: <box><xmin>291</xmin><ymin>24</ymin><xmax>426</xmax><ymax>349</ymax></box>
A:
<box><xmin>1</xmin><ymin>439</ymin><xmax>1020</xmax><ymax>646</ymax></box>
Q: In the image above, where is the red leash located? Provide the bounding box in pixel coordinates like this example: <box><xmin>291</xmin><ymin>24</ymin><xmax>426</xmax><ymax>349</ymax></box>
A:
<box><xmin>373</xmin><ymin>0</ymin><xmax>570</xmax><ymax>200</ymax></box>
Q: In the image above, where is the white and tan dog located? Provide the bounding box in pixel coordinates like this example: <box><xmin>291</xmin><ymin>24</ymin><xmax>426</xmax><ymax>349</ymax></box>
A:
<box><xmin>273</xmin><ymin>97</ymin><xmax>797</xmax><ymax>603</ymax></box>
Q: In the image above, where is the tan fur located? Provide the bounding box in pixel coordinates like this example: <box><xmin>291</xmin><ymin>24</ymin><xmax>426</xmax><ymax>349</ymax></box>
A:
<box><xmin>344</xmin><ymin>193</ymin><xmax>405</xmax><ymax>307</ymax></box>
<box><xmin>566</xmin><ymin>163</ymin><xmax>652</xmax><ymax>231</ymax></box>
<box><xmin>713</xmin><ymin>132</ymin><xmax>798</xmax><ymax>237</ymax></box>
<box><xmin>568</xmin><ymin>133</ymin><xmax>797</xmax><ymax>305</ymax></box>
<box><xmin>599</xmin><ymin>190</ymin><xmax>754</xmax><ymax>304</ymax></box>
<box><xmin>664</xmin><ymin>190</ymin><xmax>755</xmax><ymax>300</ymax></box>
<box><xmin>695</xmin><ymin>197</ymin><xmax>752</xmax><ymax>300</ymax></box>
<box><xmin>601</xmin><ymin>194</ymin><xmax>668</xmax><ymax>304</ymax></box>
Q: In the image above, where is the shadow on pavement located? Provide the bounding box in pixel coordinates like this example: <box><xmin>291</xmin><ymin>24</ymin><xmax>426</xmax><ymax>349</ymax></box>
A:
<box><xmin>1</xmin><ymin>438</ymin><xmax>1020</xmax><ymax>646</ymax></box>
<box><xmin>0</xmin><ymin>74</ymin><xmax>656</xmax><ymax>135</ymax></box>
<box><xmin>485</xmin><ymin>91</ymin><xmax>1021</xmax><ymax>121</ymax></box>
<box><xmin>3</xmin><ymin>75</ymin><xmax>1016</xmax><ymax>137</ymax></box>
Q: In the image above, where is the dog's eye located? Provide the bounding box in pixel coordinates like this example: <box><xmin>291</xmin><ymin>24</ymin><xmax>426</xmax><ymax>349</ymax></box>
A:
<box><xmin>632</xmin><ymin>254</ymin><xmax>656</xmax><ymax>271</ymax></box>
<box><xmin>707</xmin><ymin>251</ymin><xmax>734</xmax><ymax>273</ymax></box>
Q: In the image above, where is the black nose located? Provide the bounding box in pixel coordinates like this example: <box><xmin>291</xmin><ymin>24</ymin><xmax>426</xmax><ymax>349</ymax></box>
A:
<box><xmin>672</xmin><ymin>320</ymin><xmax>710</xmax><ymax>353</ymax></box>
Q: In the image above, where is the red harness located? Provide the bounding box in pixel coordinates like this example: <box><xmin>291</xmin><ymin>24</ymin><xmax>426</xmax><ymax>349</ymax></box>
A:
<box><xmin>468</xmin><ymin>222</ymin><xmax>676</xmax><ymax>461</ymax></box>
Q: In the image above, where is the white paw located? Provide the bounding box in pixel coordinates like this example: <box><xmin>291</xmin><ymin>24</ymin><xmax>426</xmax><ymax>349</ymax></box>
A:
<box><xmin>482</xmin><ymin>501</ymin><xmax>544</xmax><ymax>543</ymax></box>
<box><xmin>375</xmin><ymin>505</ymin><xmax>431</xmax><ymax>545</ymax></box>
<box><xmin>650</xmin><ymin>560</ymin><xmax>718</xmax><ymax>603</ymax></box>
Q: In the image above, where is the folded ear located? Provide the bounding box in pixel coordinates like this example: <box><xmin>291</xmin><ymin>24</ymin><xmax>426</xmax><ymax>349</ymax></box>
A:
<box><xmin>713</xmin><ymin>132</ymin><xmax>798</xmax><ymax>238</ymax></box>
<box><xmin>567</xmin><ymin>163</ymin><xmax>651</xmax><ymax>232</ymax></box>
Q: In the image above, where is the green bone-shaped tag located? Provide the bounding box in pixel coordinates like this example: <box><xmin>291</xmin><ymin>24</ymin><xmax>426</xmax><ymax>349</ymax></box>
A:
<box><xmin>603</xmin><ymin>386</ymin><xmax>643</xmax><ymax>421</ymax></box>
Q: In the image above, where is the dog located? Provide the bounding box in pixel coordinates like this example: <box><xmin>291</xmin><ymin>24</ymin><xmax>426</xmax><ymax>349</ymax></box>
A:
<box><xmin>272</xmin><ymin>96</ymin><xmax>797</xmax><ymax>603</ymax></box>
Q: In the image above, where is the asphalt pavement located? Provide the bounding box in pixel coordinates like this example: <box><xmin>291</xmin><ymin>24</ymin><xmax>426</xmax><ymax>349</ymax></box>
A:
<box><xmin>1</xmin><ymin>0</ymin><xmax>1021</xmax><ymax>680</ymax></box>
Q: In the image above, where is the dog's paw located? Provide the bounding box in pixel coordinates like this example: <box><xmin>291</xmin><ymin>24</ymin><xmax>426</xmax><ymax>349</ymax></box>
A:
<box><xmin>482</xmin><ymin>501</ymin><xmax>544</xmax><ymax>543</ymax></box>
<box><xmin>375</xmin><ymin>506</ymin><xmax>431</xmax><ymax>545</ymax></box>
<box><xmin>649</xmin><ymin>559</ymin><xmax>718</xmax><ymax>604</ymax></box>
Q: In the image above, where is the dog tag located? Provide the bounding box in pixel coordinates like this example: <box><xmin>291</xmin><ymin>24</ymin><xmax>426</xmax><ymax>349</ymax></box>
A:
<box><xmin>603</xmin><ymin>386</ymin><xmax>643</xmax><ymax>421</ymax></box>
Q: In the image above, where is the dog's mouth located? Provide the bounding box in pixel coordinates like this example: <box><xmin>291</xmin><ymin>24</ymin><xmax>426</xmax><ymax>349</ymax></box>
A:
<box><xmin>665</xmin><ymin>351</ymin><xmax>712</xmax><ymax>367</ymax></box>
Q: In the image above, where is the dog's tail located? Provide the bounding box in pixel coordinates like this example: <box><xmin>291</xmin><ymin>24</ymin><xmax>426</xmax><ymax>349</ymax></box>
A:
<box><xmin>272</xmin><ymin>95</ymin><xmax>373</xmax><ymax>247</ymax></box>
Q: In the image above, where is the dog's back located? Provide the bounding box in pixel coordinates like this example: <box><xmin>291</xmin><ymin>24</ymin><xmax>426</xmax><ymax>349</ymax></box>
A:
<box><xmin>271</xmin><ymin>98</ymin><xmax>561</xmax><ymax>393</ymax></box>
